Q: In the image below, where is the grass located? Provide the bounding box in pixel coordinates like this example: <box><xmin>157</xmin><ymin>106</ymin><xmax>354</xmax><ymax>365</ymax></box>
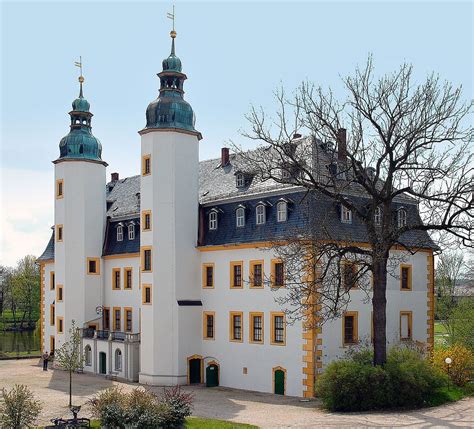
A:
<box><xmin>427</xmin><ymin>384</ymin><xmax>474</xmax><ymax>407</ymax></box>
<box><xmin>0</xmin><ymin>350</ymin><xmax>41</xmax><ymax>358</ymax></box>
<box><xmin>434</xmin><ymin>322</ymin><xmax>448</xmax><ymax>335</ymax></box>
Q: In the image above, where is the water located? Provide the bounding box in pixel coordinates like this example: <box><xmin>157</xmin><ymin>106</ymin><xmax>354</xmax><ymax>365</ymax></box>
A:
<box><xmin>0</xmin><ymin>330</ymin><xmax>40</xmax><ymax>353</ymax></box>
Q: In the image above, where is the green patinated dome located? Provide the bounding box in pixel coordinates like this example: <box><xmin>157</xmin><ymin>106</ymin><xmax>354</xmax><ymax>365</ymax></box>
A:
<box><xmin>72</xmin><ymin>96</ymin><xmax>90</xmax><ymax>112</ymax></box>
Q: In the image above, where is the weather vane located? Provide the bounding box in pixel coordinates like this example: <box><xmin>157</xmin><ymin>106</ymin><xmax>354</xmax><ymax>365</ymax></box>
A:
<box><xmin>74</xmin><ymin>56</ymin><xmax>84</xmax><ymax>83</ymax></box>
<box><xmin>167</xmin><ymin>5</ymin><xmax>176</xmax><ymax>38</ymax></box>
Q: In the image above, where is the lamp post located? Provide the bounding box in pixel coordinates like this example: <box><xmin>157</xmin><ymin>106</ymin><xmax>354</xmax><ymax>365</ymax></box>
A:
<box><xmin>445</xmin><ymin>357</ymin><xmax>452</xmax><ymax>389</ymax></box>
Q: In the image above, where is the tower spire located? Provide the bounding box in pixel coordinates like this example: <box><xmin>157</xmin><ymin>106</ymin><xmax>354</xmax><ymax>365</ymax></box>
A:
<box><xmin>74</xmin><ymin>56</ymin><xmax>84</xmax><ymax>98</ymax></box>
<box><xmin>167</xmin><ymin>5</ymin><xmax>176</xmax><ymax>55</ymax></box>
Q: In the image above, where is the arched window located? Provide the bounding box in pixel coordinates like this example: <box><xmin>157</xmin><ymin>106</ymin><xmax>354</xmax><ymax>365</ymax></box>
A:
<box><xmin>117</xmin><ymin>225</ymin><xmax>123</xmax><ymax>241</ymax></box>
<box><xmin>209</xmin><ymin>211</ymin><xmax>218</xmax><ymax>230</ymax></box>
<box><xmin>85</xmin><ymin>345</ymin><xmax>92</xmax><ymax>366</ymax></box>
<box><xmin>277</xmin><ymin>201</ymin><xmax>287</xmax><ymax>222</ymax></box>
<box><xmin>236</xmin><ymin>207</ymin><xmax>245</xmax><ymax>227</ymax></box>
<box><xmin>236</xmin><ymin>174</ymin><xmax>245</xmax><ymax>188</ymax></box>
<box><xmin>128</xmin><ymin>224</ymin><xmax>135</xmax><ymax>240</ymax></box>
<box><xmin>374</xmin><ymin>207</ymin><xmax>382</xmax><ymax>225</ymax></box>
<box><xmin>115</xmin><ymin>349</ymin><xmax>122</xmax><ymax>371</ymax></box>
<box><xmin>398</xmin><ymin>208</ymin><xmax>407</xmax><ymax>228</ymax></box>
<box><xmin>341</xmin><ymin>206</ymin><xmax>352</xmax><ymax>224</ymax></box>
<box><xmin>256</xmin><ymin>204</ymin><xmax>266</xmax><ymax>225</ymax></box>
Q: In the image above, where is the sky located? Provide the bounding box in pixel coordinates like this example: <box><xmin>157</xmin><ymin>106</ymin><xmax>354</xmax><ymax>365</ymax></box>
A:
<box><xmin>1</xmin><ymin>0</ymin><xmax>472</xmax><ymax>266</ymax></box>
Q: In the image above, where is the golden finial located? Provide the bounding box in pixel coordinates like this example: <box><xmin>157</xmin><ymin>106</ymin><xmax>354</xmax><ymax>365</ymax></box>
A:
<box><xmin>74</xmin><ymin>56</ymin><xmax>84</xmax><ymax>96</ymax></box>
<box><xmin>167</xmin><ymin>5</ymin><xmax>176</xmax><ymax>38</ymax></box>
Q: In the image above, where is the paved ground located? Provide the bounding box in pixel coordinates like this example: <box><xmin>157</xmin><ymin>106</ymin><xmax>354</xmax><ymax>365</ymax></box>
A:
<box><xmin>1</xmin><ymin>359</ymin><xmax>473</xmax><ymax>428</ymax></box>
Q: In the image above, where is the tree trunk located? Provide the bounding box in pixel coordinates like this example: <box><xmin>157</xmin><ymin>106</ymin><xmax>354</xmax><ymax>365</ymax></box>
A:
<box><xmin>69</xmin><ymin>370</ymin><xmax>72</xmax><ymax>407</ymax></box>
<box><xmin>372</xmin><ymin>252</ymin><xmax>389</xmax><ymax>366</ymax></box>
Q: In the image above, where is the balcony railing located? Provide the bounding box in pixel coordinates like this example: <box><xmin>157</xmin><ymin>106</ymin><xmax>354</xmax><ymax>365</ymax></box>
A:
<box><xmin>81</xmin><ymin>328</ymin><xmax>140</xmax><ymax>343</ymax></box>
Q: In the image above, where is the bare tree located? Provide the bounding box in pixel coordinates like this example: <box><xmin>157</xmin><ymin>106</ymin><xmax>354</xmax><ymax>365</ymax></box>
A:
<box><xmin>235</xmin><ymin>57</ymin><xmax>473</xmax><ymax>365</ymax></box>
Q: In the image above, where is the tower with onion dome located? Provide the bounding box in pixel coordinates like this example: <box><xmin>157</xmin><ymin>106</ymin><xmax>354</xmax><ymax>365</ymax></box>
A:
<box><xmin>139</xmin><ymin>26</ymin><xmax>202</xmax><ymax>385</ymax></box>
<box><xmin>53</xmin><ymin>69</ymin><xmax>107</xmax><ymax>348</ymax></box>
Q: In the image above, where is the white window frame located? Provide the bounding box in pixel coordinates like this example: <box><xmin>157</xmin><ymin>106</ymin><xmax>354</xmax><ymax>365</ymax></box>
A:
<box><xmin>281</xmin><ymin>168</ymin><xmax>291</xmax><ymax>180</ymax></box>
<box><xmin>115</xmin><ymin>349</ymin><xmax>122</xmax><ymax>371</ymax></box>
<box><xmin>117</xmin><ymin>225</ymin><xmax>123</xmax><ymax>241</ymax></box>
<box><xmin>209</xmin><ymin>211</ymin><xmax>218</xmax><ymax>230</ymax></box>
<box><xmin>236</xmin><ymin>173</ymin><xmax>245</xmax><ymax>188</ymax></box>
<box><xmin>128</xmin><ymin>224</ymin><xmax>135</xmax><ymax>240</ymax></box>
<box><xmin>341</xmin><ymin>205</ymin><xmax>352</xmax><ymax>224</ymax></box>
<box><xmin>277</xmin><ymin>201</ymin><xmax>287</xmax><ymax>222</ymax></box>
<box><xmin>85</xmin><ymin>345</ymin><xmax>92</xmax><ymax>366</ymax></box>
<box><xmin>374</xmin><ymin>207</ymin><xmax>382</xmax><ymax>225</ymax></box>
<box><xmin>236</xmin><ymin>207</ymin><xmax>245</xmax><ymax>227</ymax></box>
<box><xmin>398</xmin><ymin>208</ymin><xmax>407</xmax><ymax>228</ymax></box>
<box><xmin>256</xmin><ymin>204</ymin><xmax>266</xmax><ymax>225</ymax></box>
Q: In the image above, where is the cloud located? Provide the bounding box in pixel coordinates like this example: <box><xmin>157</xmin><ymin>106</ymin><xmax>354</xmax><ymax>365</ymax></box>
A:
<box><xmin>1</xmin><ymin>168</ymin><xmax>54</xmax><ymax>267</ymax></box>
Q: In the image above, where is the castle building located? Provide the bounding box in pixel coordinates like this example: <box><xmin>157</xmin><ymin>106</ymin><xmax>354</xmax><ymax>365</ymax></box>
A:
<box><xmin>38</xmin><ymin>31</ymin><xmax>435</xmax><ymax>397</ymax></box>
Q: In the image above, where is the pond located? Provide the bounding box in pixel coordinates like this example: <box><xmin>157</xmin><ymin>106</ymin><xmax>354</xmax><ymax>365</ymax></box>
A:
<box><xmin>0</xmin><ymin>330</ymin><xmax>40</xmax><ymax>353</ymax></box>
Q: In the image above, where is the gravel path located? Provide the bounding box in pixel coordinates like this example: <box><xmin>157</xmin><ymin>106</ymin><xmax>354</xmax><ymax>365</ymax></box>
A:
<box><xmin>1</xmin><ymin>359</ymin><xmax>472</xmax><ymax>428</ymax></box>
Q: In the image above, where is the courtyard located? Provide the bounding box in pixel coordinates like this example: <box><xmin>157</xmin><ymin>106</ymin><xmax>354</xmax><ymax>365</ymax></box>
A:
<box><xmin>0</xmin><ymin>358</ymin><xmax>472</xmax><ymax>428</ymax></box>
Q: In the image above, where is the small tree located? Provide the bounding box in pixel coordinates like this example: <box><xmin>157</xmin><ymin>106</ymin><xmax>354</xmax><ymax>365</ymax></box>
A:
<box><xmin>55</xmin><ymin>320</ymin><xmax>85</xmax><ymax>407</ymax></box>
<box><xmin>0</xmin><ymin>384</ymin><xmax>42</xmax><ymax>429</ymax></box>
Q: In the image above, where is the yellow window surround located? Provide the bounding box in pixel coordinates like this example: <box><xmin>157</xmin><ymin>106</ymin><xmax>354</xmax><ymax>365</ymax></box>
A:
<box><xmin>249</xmin><ymin>260</ymin><xmax>264</xmax><ymax>288</ymax></box>
<box><xmin>229</xmin><ymin>311</ymin><xmax>243</xmax><ymax>342</ymax></box>
<box><xmin>249</xmin><ymin>312</ymin><xmax>264</xmax><ymax>344</ymax></box>
<box><xmin>202</xmin><ymin>263</ymin><xmax>215</xmax><ymax>288</ymax></box>
<box><xmin>230</xmin><ymin>261</ymin><xmax>244</xmax><ymax>289</ymax></box>
<box><xmin>203</xmin><ymin>311</ymin><xmax>215</xmax><ymax>340</ymax></box>
<box><xmin>270</xmin><ymin>312</ymin><xmax>286</xmax><ymax>345</ymax></box>
<box><xmin>112</xmin><ymin>268</ymin><xmax>121</xmax><ymax>290</ymax></box>
<box><xmin>342</xmin><ymin>311</ymin><xmax>359</xmax><ymax>346</ymax></box>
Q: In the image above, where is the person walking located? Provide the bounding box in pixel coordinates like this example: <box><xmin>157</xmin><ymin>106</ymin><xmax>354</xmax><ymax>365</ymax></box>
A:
<box><xmin>42</xmin><ymin>350</ymin><xmax>49</xmax><ymax>371</ymax></box>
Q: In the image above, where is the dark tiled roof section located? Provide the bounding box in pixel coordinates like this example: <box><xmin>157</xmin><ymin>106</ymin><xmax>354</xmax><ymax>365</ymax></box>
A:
<box><xmin>37</xmin><ymin>230</ymin><xmax>55</xmax><ymax>262</ymax></box>
<box><xmin>102</xmin><ymin>218</ymin><xmax>141</xmax><ymax>256</ymax></box>
<box><xmin>106</xmin><ymin>175</ymin><xmax>141</xmax><ymax>219</ymax></box>
<box><xmin>199</xmin><ymin>191</ymin><xmax>437</xmax><ymax>250</ymax></box>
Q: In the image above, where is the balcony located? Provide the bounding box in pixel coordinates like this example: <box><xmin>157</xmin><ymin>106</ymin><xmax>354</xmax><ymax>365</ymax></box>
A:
<box><xmin>80</xmin><ymin>328</ymin><xmax>140</xmax><ymax>343</ymax></box>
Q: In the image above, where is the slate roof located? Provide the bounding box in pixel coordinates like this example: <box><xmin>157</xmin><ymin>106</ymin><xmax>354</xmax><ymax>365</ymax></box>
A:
<box><xmin>103</xmin><ymin>218</ymin><xmax>140</xmax><ymax>256</ymax></box>
<box><xmin>106</xmin><ymin>176</ymin><xmax>141</xmax><ymax>219</ymax></box>
<box><xmin>37</xmin><ymin>230</ymin><xmax>55</xmax><ymax>262</ymax></box>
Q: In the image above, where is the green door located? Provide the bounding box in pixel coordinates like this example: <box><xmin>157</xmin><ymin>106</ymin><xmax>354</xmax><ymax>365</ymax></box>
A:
<box><xmin>99</xmin><ymin>352</ymin><xmax>107</xmax><ymax>375</ymax></box>
<box><xmin>189</xmin><ymin>359</ymin><xmax>201</xmax><ymax>384</ymax></box>
<box><xmin>274</xmin><ymin>369</ymin><xmax>285</xmax><ymax>395</ymax></box>
<box><xmin>206</xmin><ymin>364</ymin><xmax>219</xmax><ymax>387</ymax></box>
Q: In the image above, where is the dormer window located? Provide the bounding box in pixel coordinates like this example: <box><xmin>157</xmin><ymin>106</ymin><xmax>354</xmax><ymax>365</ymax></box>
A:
<box><xmin>341</xmin><ymin>205</ymin><xmax>352</xmax><ymax>224</ymax></box>
<box><xmin>117</xmin><ymin>225</ymin><xmax>123</xmax><ymax>241</ymax></box>
<box><xmin>277</xmin><ymin>201</ymin><xmax>288</xmax><ymax>222</ymax></box>
<box><xmin>236</xmin><ymin>173</ymin><xmax>245</xmax><ymax>188</ymax></box>
<box><xmin>374</xmin><ymin>207</ymin><xmax>382</xmax><ymax>225</ymax></box>
<box><xmin>236</xmin><ymin>207</ymin><xmax>245</xmax><ymax>227</ymax></box>
<box><xmin>398</xmin><ymin>208</ymin><xmax>407</xmax><ymax>228</ymax></box>
<box><xmin>209</xmin><ymin>211</ymin><xmax>218</xmax><ymax>230</ymax></box>
<box><xmin>281</xmin><ymin>169</ymin><xmax>291</xmax><ymax>180</ymax></box>
<box><xmin>256</xmin><ymin>204</ymin><xmax>266</xmax><ymax>225</ymax></box>
<box><xmin>128</xmin><ymin>224</ymin><xmax>135</xmax><ymax>240</ymax></box>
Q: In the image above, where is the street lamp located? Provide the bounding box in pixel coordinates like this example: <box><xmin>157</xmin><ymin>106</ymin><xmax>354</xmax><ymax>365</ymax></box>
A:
<box><xmin>445</xmin><ymin>357</ymin><xmax>452</xmax><ymax>389</ymax></box>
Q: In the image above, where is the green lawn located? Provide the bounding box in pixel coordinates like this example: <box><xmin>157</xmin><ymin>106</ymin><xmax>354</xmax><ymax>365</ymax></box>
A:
<box><xmin>434</xmin><ymin>322</ymin><xmax>448</xmax><ymax>335</ymax></box>
<box><xmin>427</xmin><ymin>384</ymin><xmax>474</xmax><ymax>407</ymax></box>
<box><xmin>0</xmin><ymin>350</ymin><xmax>41</xmax><ymax>358</ymax></box>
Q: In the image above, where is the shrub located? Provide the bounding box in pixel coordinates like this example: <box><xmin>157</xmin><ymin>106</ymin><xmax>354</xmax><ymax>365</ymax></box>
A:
<box><xmin>125</xmin><ymin>387</ymin><xmax>172</xmax><ymax>429</ymax></box>
<box><xmin>88</xmin><ymin>387</ymin><xmax>127</xmax><ymax>428</ymax></box>
<box><xmin>0</xmin><ymin>384</ymin><xmax>42</xmax><ymax>429</ymax></box>
<box><xmin>433</xmin><ymin>344</ymin><xmax>474</xmax><ymax>386</ymax></box>
<box><xmin>161</xmin><ymin>385</ymin><xmax>194</xmax><ymax>427</ymax></box>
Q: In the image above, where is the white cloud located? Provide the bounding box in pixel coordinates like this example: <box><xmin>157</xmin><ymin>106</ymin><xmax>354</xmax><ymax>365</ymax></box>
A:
<box><xmin>0</xmin><ymin>168</ymin><xmax>54</xmax><ymax>267</ymax></box>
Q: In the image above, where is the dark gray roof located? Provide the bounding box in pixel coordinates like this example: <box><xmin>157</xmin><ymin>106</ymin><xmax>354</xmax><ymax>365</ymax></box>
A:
<box><xmin>37</xmin><ymin>230</ymin><xmax>54</xmax><ymax>262</ymax></box>
<box><xmin>106</xmin><ymin>175</ymin><xmax>141</xmax><ymax>219</ymax></box>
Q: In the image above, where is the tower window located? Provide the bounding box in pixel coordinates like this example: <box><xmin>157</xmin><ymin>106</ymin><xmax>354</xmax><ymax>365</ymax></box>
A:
<box><xmin>236</xmin><ymin>173</ymin><xmax>245</xmax><ymax>188</ymax></box>
<box><xmin>141</xmin><ymin>247</ymin><xmax>152</xmax><ymax>272</ymax></box>
<box><xmin>398</xmin><ymin>208</ymin><xmax>407</xmax><ymax>228</ymax></box>
<box><xmin>142</xmin><ymin>284</ymin><xmax>152</xmax><ymax>304</ymax></box>
<box><xmin>256</xmin><ymin>204</ymin><xmax>266</xmax><ymax>225</ymax></box>
<box><xmin>117</xmin><ymin>225</ymin><xmax>123</xmax><ymax>241</ymax></box>
<box><xmin>142</xmin><ymin>210</ymin><xmax>152</xmax><ymax>231</ymax></box>
<box><xmin>142</xmin><ymin>154</ymin><xmax>151</xmax><ymax>176</ymax></box>
<box><xmin>236</xmin><ymin>207</ymin><xmax>245</xmax><ymax>228</ymax></box>
<box><xmin>50</xmin><ymin>272</ymin><xmax>55</xmax><ymax>290</ymax></box>
<box><xmin>209</xmin><ymin>211</ymin><xmax>218</xmax><ymax>230</ymax></box>
<box><xmin>341</xmin><ymin>205</ymin><xmax>352</xmax><ymax>224</ymax></box>
<box><xmin>56</xmin><ymin>225</ymin><xmax>63</xmax><ymax>242</ymax></box>
<box><xmin>56</xmin><ymin>285</ymin><xmax>64</xmax><ymax>302</ymax></box>
<box><xmin>87</xmin><ymin>258</ymin><xmax>100</xmax><ymax>275</ymax></box>
<box><xmin>277</xmin><ymin>201</ymin><xmax>287</xmax><ymax>222</ymax></box>
<box><xmin>56</xmin><ymin>179</ymin><xmax>64</xmax><ymax>199</ymax></box>
<box><xmin>128</xmin><ymin>224</ymin><xmax>135</xmax><ymax>240</ymax></box>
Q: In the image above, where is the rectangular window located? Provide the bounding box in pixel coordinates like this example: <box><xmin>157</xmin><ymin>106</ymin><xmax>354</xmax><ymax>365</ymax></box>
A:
<box><xmin>112</xmin><ymin>268</ymin><xmax>121</xmax><ymax>290</ymax></box>
<box><xmin>50</xmin><ymin>271</ymin><xmax>55</xmax><ymax>290</ymax></box>
<box><xmin>230</xmin><ymin>311</ymin><xmax>243</xmax><ymax>342</ymax></box>
<box><xmin>50</xmin><ymin>304</ymin><xmax>55</xmax><ymax>326</ymax></box>
<box><xmin>103</xmin><ymin>307</ymin><xmax>110</xmax><ymax>330</ymax></box>
<box><xmin>142</xmin><ymin>154</ymin><xmax>151</xmax><ymax>176</ymax></box>
<box><xmin>113</xmin><ymin>307</ymin><xmax>121</xmax><ymax>331</ymax></box>
<box><xmin>141</xmin><ymin>247</ymin><xmax>152</xmax><ymax>272</ymax></box>
<box><xmin>250</xmin><ymin>260</ymin><xmax>264</xmax><ymax>288</ymax></box>
<box><xmin>250</xmin><ymin>312</ymin><xmax>264</xmax><ymax>343</ymax></box>
<box><xmin>203</xmin><ymin>312</ymin><xmax>215</xmax><ymax>340</ymax></box>
<box><xmin>271</xmin><ymin>312</ymin><xmax>286</xmax><ymax>345</ymax></box>
<box><xmin>343</xmin><ymin>262</ymin><xmax>358</xmax><ymax>290</ymax></box>
<box><xmin>128</xmin><ymin>224</ymin><xmax>135</xmax><ymax>240</ymax></box>
<box><xmin>56</xmin><ymin>179</ymin><xmax>64</xmax><ymax>199</ymax></box>
<box><xmin>142</xmin><ymin>210</ymin><xmax>152</xmax><ymax>231</ymax></box>
<box><xmin>57</xmin><ymin>317</ymin><xmax>64</xmax><ymax>334</ymax></box>
<box><xmin>124</xmin><ymin>267</ymin><xmax>132</xmax><ymax>289</ymax></box>
<box><xmin>125</xmin><ymin>308</ymin><xmax>133</xmax><ymax>332</ymax></box>
<box><xmin>202</xmin><ymin>263</ymin><xmax>214</xmax><ymax>288</ymax></box>
<box><xmin>400</xmin><ymin>311</ymin><xmax>413</xmax><ymax>340</ymax></box>
<box><xmin>50</xmin><ymin>336</ymin><xmax>55</xmax><ymax>353</ymax></box>
<box><xmin>400</xmin><ymin>264</ymin><xmax>412</xmax><ymax>290</ymax></box>
<box><xmin>56</xmin><ymin>225</ymin><xmax>63</xmax><ymax>242</ymax></box>
<box><xmin>87</xmin><ymin>257</ymin><xmax>100</xmax><ymax>275</ymax></box>
<box><xmin>271</xmin><ymin>260</ymin><xmax>284</xmax><ymax>288</ymax></box>
<box><xmin>142</xmin><ymin>284</ymin><xmax>152</xmax><ymax>304</ymax></box>
<box><xmin>341</xmin><ymin>205</ymin><xmax>352</xmax><ymax>223</ymax></box>
<box><xmin>230</xmin><ymin>261</ymin><xmax>243</xmax><ymax>288</ymax></box>
<box><xmin>343</xmin><ymin>311</ymin><xmax>358</xmax><ymax>345</ymax></box>
<box><xmin>56</xmin><ymin>285</ymin><xmax>63</xmax><ymax>302</ymax></box>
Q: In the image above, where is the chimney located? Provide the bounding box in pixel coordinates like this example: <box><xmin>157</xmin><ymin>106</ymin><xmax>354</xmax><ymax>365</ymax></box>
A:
<box><xmin>221</xmin><ymin>147</ymin><xmax>230</xmax><ymax>167</ymax></box>
<box><xmin>111</xmin><ymin>172</ymin><xmax>119</xmax><ymax>182</ymax></box>
<box><xmin>337</xmin><ymin>128</ymin><xmax>347</xmax><ymax>162</ymax></box>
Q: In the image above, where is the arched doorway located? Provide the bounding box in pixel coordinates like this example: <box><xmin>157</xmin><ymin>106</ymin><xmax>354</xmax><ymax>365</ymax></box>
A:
<box><xmin>99</xmin><ymin>352</ymin><xmax>107</xmax><ymax>375</ymax></box>
<box><xmin>273</xmin><ymin>366</ymin><xmax>286</xmax><ymax>395</ymax></box>
<box><xmin>187</xmin><ymin>355</ymin><xmax>203</xmax><ymax>384</ymax></box>
<box><xmin>206</xmin><ymin>361</ymin><xmax>219</xmax><ymax>387</ymax></box>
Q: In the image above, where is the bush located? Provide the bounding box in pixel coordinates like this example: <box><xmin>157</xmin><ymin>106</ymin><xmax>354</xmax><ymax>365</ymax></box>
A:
<box><xmin>317</xmin><ymin>346</ymin><xmax>447</xmax><ymax>411</ymax></box>
<box><xmin>433</xmin><ymin>344</ymin><xmax>474</xmax><ymax>386</ymax></box>
<box><xmin>88</xmin><ymin>387</ymin><xmax>127</xmax><ymax>428</ymax></box>
<box><xmin>0</xmin><ymin>384</ymin><xmax>42</xmax><ymax>429</ymax></box>
<box><xmin>161</xmin><ymin>386</ymin><xmax>194</xmax><ymax>427</ymax></box>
